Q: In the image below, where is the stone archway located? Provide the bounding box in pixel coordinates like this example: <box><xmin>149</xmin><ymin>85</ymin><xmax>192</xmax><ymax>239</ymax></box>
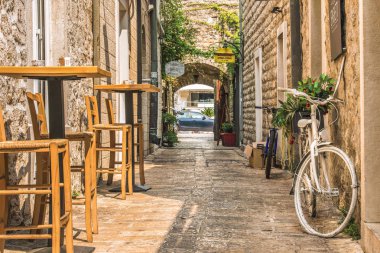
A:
<box><xmin>174</xmin><ymin>62</ymin><xmax>229</xmax><ymax>92</ymax></box>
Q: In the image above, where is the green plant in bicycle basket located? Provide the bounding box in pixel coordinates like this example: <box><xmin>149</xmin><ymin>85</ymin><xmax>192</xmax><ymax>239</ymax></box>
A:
<box><xmin>296</xmin><ymin>73</ymin><xmax>335</xmax><ymax>114</ymax></box>
<box><xmin>272</xmin><ymin>74</ymin><xmax>336</xmax><ymax>137</ymax></box>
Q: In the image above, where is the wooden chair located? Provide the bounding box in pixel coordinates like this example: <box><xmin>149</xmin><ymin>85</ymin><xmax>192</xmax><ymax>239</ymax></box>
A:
<box><xmin>105</xmin><ymin>98</ymin><xmax>145</xmax><ymax>185</ymax></box>
<box><xmin>85</xmin><ymin>96</ymin><xmax>133</xmax><ymax>199</ymax></box>
<box><xmin>0</xmin><ymin>106</ymin><xmax>73</xmax><ymax>253</ymax></box>
<box><xmin>26</xmin><ymin>92</ymin><xmax>97</xmax><ymax>242</ymax></box>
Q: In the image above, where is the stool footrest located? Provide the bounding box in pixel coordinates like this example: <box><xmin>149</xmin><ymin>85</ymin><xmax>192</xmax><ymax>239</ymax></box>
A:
<box><xmin>0</xmin><ymin>234</ymin><xmax>52</xmax><ymax>240</ymax></box>
<box><xmin>7</xmin><ymin>184</ymin><xmax>52</xmax><ymax>190</ymax></box>
<box><xmin>72</xmin><ymin>199</ymin><xmax>86</xmax><ymax>205</ymax></box>
<box><xmin>5</xmin><ymin>224</ymin><xmax>52</xmax><ymax>232</ymax></box>
<box><xmin>96</xmin><ymin>147</ymin><xmax>126</xmax><ymax>152</ymax></box>
<box><xmin>0</xmin><ymin>189</ymin><xmax>51</xmax><ymax>195</ymax></box>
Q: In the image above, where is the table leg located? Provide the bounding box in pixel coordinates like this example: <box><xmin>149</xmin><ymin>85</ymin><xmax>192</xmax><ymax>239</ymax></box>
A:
<box><xmin>125</xmin><ymin>91</ymin><xmax>151</xmax><ymax>191</ymax></box>
<box><xmin>47</xmin><ymin>78</ymin><xmax>65</xmax><ymax>246</ymax></box>
<box><xmin>109</xmin><ymin>91</ymin><xmax>150</xmax><ymax>193</ymax></box>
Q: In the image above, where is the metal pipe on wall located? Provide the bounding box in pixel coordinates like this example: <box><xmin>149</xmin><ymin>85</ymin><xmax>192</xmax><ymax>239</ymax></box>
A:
<box><xmin>137</xmin><ymin>0</ymin><xmax>142</xmax><ymax>120</ymax></box>
<box><xmin>149</xmin><ymin>0</ymin><xmax>159</xmax><ymax>144</ymax></box>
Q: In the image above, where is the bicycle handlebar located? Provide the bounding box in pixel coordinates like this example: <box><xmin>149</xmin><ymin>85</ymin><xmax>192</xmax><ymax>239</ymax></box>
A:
<box><xmin>277</xmin><ymin>87</ymin><xmax>343</xmax><ymax>106</ymax></box>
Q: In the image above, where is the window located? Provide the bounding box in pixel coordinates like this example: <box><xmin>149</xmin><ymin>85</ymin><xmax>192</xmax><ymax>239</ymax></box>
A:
<box><xmin>190</xmin><ymin>93</ymin><xmax>214</xmax><ymax>103</ymax></box>
<box><xmin>277</xmin><ymin>21</ymin><xmax>287</xmax><ymax>104</ymax></box>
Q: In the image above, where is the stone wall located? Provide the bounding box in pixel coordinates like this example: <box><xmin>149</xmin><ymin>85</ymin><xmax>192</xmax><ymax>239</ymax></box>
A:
<box><xmin>241</xmin><ymin>0</ymin><xmax>291</xmax><ymax>144</ymax></box>
<box><xmin>181</xmin><ymin>0</ymin><xmax>238</xmax><ymax>86</ymax></box>
<box><xmin>0</xmin><ymin>0</ymin><xmax>31</xmax><ymax>226</ymax></box>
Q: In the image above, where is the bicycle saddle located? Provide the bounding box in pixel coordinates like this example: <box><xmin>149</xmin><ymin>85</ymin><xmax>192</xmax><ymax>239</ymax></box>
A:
<box><xmin>297</xmin><ymin>119</ymin><xmax>319</xmax><ymax>128</ymax></box>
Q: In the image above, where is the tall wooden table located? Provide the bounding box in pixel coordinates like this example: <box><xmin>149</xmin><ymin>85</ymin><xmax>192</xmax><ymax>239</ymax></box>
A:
<box><xmin>94</xmin><ymin>84</ymin><xmax>160</xmax><ymax>192</ymax></box>
<box><xmin>0</xmin><ymin>66</ymin><xmax>111</xmax><ymax>246</ymax></box>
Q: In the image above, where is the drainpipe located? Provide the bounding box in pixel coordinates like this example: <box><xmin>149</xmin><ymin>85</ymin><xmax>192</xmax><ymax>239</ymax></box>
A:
<box><xmin>149</xmin><ymin>0</ymin><xmax>160</xmax><ymax>145</ymax></box>
<box><xmin>237</xmin><ymin>0</ymin><xmax>244</xmax><ymax>146</ymax></box>
<box><xmin>137</xmin><ymin>0</ymin><xmax>142</xmax><ymax>120</ymax></box>
<box><xmin>290</xmin><ymin>0</ymin><xmax>302</xmax><ymax>86</ymax></box>
<box><xmin>290</xmin><ymin>0</ymin><xmax>302</xmax><ymax>164</ymax></box>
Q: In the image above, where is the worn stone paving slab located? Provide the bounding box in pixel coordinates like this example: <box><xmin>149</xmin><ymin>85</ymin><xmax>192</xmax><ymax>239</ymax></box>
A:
<box><xmin>4</xmin><ymin>132</ymin><xmax>362</xmax><ymax>252</ymax></box>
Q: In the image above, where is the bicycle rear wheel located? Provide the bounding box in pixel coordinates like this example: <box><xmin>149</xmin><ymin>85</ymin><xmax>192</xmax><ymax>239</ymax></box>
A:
<box><xmin>265</xmin><ymin>130</ymin><xmax>276</xmax><ymax>179</ymax></box>
<box><xmin>294</xmin><ymin>145</ymin><xmax>358</xmax><ymax>237</ymax></box>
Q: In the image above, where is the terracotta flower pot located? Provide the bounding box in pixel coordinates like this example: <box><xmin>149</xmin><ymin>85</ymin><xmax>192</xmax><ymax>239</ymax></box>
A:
<box><xmin>221</xmin><ymin>133</ymin><xmax>236</xmax><ymax>147</ymax></box>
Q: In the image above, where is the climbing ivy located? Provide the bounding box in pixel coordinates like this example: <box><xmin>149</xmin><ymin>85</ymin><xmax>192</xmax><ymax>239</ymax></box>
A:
<box><xmin>160</xmin><ymin>0</ymin><xmax>197</xmax><ymax>67</ymax></box>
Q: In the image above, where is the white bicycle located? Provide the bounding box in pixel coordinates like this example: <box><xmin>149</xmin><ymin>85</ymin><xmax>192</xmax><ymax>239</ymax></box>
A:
<box><xmin>278</xmin><ymin>87</ymin><xmax>358</xmax><ymax>238</ymax></box>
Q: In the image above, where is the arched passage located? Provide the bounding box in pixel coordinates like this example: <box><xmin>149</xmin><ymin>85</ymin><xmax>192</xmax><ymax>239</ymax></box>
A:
<box><xmin>174</xmin><ymin>62</ymin><xmax>228</xmax><ymax>92</ymax></box>
<box><xmin>164</xmin><ymin>62</ymin><xmax>230</xmax><ymax>141</ymax></box>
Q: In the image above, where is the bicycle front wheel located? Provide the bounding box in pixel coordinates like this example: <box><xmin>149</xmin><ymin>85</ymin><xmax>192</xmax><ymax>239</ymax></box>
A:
<box><xmin>294</xmin><ymin>145</ymin><xmax>358</xmax><ymax>237</ymax></box>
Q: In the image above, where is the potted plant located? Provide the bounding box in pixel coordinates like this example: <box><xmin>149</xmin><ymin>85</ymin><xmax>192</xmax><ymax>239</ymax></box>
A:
<box><xmin>163</xmin><ymin>130</ymin><xmax>178</xmax><ymax>147</ymax></box>
<box><xmin>220</xmin><ymin>122</ymin><xmax>236</xmax><ymax>147</ymax></box>
<box><xmin>162</xmin><ymin>113</ymin><xmax>178</xmax><ymax>147</ymax></box>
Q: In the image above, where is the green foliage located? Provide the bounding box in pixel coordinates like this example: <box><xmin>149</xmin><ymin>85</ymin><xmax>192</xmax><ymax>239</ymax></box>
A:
<box><xmin>161</xmin><ymin>0</ymin><xmax>197</xmax><ymax>67</ymax></box>
<box><xmin>72</xmin><ymin>190</ymin><xmax>80</xmax><ymax>198</ymax></box>
<box><xmin>163</xmin><ymin>113</ymin><xmax>178</xmax><ymax>145</ymax></box>
<box><xmin>272</xmin><ymin>74</ymin><xmax>336</xmax><ymax>136</ymax></box>
<box><xmin>221</xmin><ymin>122</ymin><xmax>234</xmax><ymax>133</ymax></box>
<box><xmin>163</xmin><ymin>113</ymin><xmax>177</xmax><ymax>126</ymax></box>
<box><xmin>340</xmin><ymin>209</ymin><xmax>361</xmax><ymax>240</ymax></box>
<box><xmin>296</xmin><ymin>74</ymin><xmax>336</xmax><ymax>114</ymax></box>
<box><xmin>272</xmin><ymin>96</ymin><xmax>303</xmax><ymax>137</ymax></box>
<box><xmin>215</xmin><ymin>9</ymin><xmax>240</xmax><ymax>40</ymax></box>
<box><xmin>201</xmin><ymin>108</ymin><xmax>214</xmax><ymax>118</ymax></box>
<box><xmin>344</xmin><ymin>219</ymin><xmax>361</xmax><ymax>240</ymax></box>
<box><xmin>163</xmin><ymin>130</ymin><xmax>178</xmax><ymax>144</ymax></box>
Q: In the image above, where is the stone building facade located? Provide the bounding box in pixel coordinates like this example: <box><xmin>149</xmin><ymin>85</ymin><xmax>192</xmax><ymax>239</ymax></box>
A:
<box><xmin>241</xmin><ymin>0</ymin><xmax>291</xmax><ymax>144</ymax></box>
<box><xmin>242</xmin><ymin>0</ymin><xmax>380</xmax><ymax>251</ymax></box>
<box><xmin>0</xmin><ymin>0</ymin><xmax>162</xmax><ymax>226</ymax></box>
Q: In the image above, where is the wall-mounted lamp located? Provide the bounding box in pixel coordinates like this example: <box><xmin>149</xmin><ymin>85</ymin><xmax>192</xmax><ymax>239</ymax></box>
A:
<box><xmin>271</xmin><ymin>7</ymin><xmax>282</xmax><ymax>14</ymax></box>
<box><xmin>159</xmin><ymin>36</ymin><xmax>165</xmax><ymax>44</ymax></box>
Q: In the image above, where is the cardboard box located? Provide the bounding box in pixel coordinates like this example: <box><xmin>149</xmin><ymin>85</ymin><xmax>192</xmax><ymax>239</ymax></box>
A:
<box><xmin>245</xmin><ymin>142</ymin><xmax>265</xmax><ymax>169</ymax></box>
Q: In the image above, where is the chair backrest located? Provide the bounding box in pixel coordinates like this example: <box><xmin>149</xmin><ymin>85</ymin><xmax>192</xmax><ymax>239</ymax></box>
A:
<box><xmin>85</xmin><ymin>96</ymin><xmax>100</xmax><ymax>131</ymax></box>
<box><xmin>0</xmin><ymin>105</ymin><xmax>6</xmax><ymax>142</ymax></box>
<box><xmin>26</xmin><ymin>92</ymin><xmax>48</xmax><ymax>140</ymax></box>
<box><xmin>105</xmin><ymin>98</ymin><xmax>116</xmax><ymax>124</ymax></box>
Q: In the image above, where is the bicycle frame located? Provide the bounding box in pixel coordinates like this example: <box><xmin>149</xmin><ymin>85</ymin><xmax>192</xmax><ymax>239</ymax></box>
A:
<box><xmin>308</xmin><ymin>104</ymin><xmax>331</xmax><ymax>194</ymax></box>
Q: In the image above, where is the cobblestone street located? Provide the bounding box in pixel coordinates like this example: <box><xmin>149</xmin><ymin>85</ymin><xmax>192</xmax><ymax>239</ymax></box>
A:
<box><xmin>6</xmin><ymin>133</ymin><xmax>363</xmax><ymax>252</ymax></box>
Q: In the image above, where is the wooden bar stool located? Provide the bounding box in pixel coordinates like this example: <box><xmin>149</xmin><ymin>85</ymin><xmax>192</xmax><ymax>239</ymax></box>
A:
<box><xmin>105</xmin><ymin>98</ymin><xmax>145</xmax><ymax>185</ymax></box>
<box><xmin>85</xmin><ymin>96</ymin><xmax>133</xmax><ymax>199</ymax></box>
<box><xmin>26</xmin><ymin>92</ymin><xmax>97</xmax><ymax>242</ymax></box>
<box><xmin>0</xmin><ymin>106</ymin><xmax>73</xmax><ymax>253</ymax></box>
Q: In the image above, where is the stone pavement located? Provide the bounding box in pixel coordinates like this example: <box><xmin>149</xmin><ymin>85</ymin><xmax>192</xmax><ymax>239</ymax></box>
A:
<box><xmin>5</xmin><ymin>132</ymin><xmax>363</xmax><ymax>252</ymax></box>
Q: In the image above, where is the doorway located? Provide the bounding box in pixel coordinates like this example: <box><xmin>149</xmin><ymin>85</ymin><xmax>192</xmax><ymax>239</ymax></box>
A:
<box><xmin>254</xmin><ymin>48</ymin><xmax>263</xmax><ymax>142</ymax></box>
<box><xmin>277</xmin><ymin>21</ymin><xmax>287</xmax><ymax>104</ymax></box>
<box><xmin>117</xmin><ymin>0</ymin><xmax>130</xmax><ymax>124</ymax></box>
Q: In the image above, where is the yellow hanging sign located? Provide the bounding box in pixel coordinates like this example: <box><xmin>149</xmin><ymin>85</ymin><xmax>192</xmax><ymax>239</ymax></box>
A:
<box><xmin>214</xmin><ymin>47</ymin><xmax>236</xmax><ymax>63</ymax></box>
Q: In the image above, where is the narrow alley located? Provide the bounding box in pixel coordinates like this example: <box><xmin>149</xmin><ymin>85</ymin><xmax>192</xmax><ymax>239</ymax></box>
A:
<box><xmin>66</xmin><ymin>133</ymin><xmax>362</xmax><ymax>252</ymax></box>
